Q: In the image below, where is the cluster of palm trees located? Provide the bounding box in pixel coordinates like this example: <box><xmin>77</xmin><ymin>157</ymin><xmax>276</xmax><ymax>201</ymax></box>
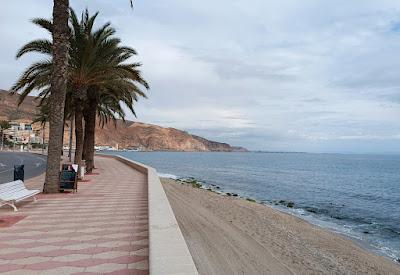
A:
<box><xmin>12</xmin><ymin>2</ymin><xmax>148</xmax><ymax>193</ymax></box>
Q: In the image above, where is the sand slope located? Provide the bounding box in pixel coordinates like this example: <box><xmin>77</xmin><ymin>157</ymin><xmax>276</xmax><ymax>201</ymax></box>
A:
<box><xmin>162</xmin><ymin>179</ymin><xmax>400</xmax><ymax>275</ymax></box>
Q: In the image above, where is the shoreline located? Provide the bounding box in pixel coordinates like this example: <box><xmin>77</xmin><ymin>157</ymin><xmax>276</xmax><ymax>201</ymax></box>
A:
<box><xmin>162</xmin><ymin>177</ymin><xmax>400</xmax><ymax>274</ymax></box>
<box><xmin>164</xmin><ymin>175</ymin><xmax>400</xmax><ymax>263</ymax></box>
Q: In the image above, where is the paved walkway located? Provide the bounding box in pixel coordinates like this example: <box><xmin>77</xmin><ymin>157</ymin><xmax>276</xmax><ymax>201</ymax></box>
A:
<box><xmin>0</xmin><ymin>156</ymin><xmax>149</xmax><ymax>274</ymax></box>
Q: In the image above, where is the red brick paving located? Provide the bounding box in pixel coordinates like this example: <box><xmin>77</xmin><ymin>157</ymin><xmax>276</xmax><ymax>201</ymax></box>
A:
<box><xmin>0</xmin><ymin>156</ymin><xmax>149</xmax><ymax>274</ymax></box>
<box><xmin>0</xmin><ymin>215</ymin><xmax>27</xmax><ymax>228</ymax></box>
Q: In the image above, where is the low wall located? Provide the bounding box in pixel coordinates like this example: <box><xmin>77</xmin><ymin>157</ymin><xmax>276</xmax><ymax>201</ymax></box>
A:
<box><xmin>98</xmin><ymin>154</ymin><xmax>198</xmax><ymax>275</ymax></box>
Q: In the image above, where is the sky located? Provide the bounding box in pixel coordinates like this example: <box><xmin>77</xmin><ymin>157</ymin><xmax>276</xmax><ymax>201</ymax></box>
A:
<box><xmin>1</xmin><ymin>0</ymin><xmax>400</xmax><ymax>153</ymax></box>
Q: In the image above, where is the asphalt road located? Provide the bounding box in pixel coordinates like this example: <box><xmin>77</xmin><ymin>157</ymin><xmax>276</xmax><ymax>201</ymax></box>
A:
<box><xmin>0</xmin><ymin>152</ymin><xmax>46</xmax><ymax>184</ymax></box>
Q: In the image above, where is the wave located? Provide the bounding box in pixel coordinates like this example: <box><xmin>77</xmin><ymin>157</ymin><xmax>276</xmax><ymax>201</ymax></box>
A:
<box><xmin>158</xmin><ymin>173</ymin><xmax>178</xmax><ymax>180</ymax></box>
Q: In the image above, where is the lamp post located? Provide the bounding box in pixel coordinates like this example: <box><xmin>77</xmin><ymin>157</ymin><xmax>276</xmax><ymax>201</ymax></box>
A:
<box><xmin>13</xmin><ymin>127</ymin><xmax>16</xmax><ymax>152</ymax></box>
<box><xmin>27</xmin><ymin>129</ymin><xmax>31</xmax><ymax>152</ymax></box>
<box><xmin>0</xmin><ymin>126</ymin><xmax>3</xmax><ymax>151</ymax></box>
<box><xmin>68</xmin><ymin>115</ymin><xmax>74</xmax><ymax>162</ymax></box>
<box><xmin>42</xmin><ymin>124</ymin><xmax>46</xmax><ymax>155</ymax></box>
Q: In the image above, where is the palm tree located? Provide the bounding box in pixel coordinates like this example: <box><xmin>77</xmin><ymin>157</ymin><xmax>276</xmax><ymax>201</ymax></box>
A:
<box><xmin>68</xmin><ymin>9</ymin><xmax>148</xmax><ymax>170</ymax></box>
<box><xmin>45</xmin><ymin>0</ymin><xmax>70</xmax><ymax>193</ymax></box>
<box><xmin>13</xmin><ymin>8</ymin><xmax>148</xmax><ymax>173</ymax></box>
<box><xmin>12</xmin><ymin>2</ymin><xmax>69</xmax><ymax>192</ymax></box>
<box><xmin>83</xmin><ymin>76</ymin><xmax>147</xmax><ymax>173</ymax></box>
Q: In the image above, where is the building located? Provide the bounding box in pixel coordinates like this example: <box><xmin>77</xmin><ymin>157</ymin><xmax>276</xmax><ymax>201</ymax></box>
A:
<box><xmin>4</xmin><ymin>121</ymin><xmax>39</xmax><ymax>145</ymax></box>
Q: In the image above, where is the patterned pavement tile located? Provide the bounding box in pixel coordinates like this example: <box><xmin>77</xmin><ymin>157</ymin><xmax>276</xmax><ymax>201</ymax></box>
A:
<box><xmin>107</xmin><ymin>255</ymin><xmax>148</xmax><ymax>264</ymax></box>
<box><xmin>10</xmin><ymin>256</ymin><xmax>51</xmax><ymax>265</ymax></box>
<box><xmin>84</xmin><ymin>263</ymin><xmax>127</xmax><ymax>273</ymax></box>
<box><xmin>0</xmin><ymin>251</ymin><xmax>38</xmax><ymax>260</ymax></box>
<box><xmin>127</xmin><ymin>260</ymin><xmax>149</xmax><ymax>270</ymax></box>
<box><xmin>1</xmin><ymin>270</ymin><xmax>40</xmax><ymax>275</ymax></box>
<box><xmin>53</xmin><ymin>254</ymin><xmax>92</xmax><ymax>262</ymax></box>
<box><xmin>67</xmin><ymin>258</ymin><xmax>108</xmax><ymax>268</ymax></box>
<box><xmin>0</xmin><ymin>216</ymin><xmax>27</xmax><ymax>228</ymax></box>
<box><xmin>92</xmin><ymin>251</ymin><xmax>129</xmax><ymax>260</ymax></box>
<box><xmin>129</xmin><ymin>248</ymin><xmax>149</xmax><ymax>257</ymax></box>
<box><xmin>36</xmin><ymin>266</ymin><xmax>85</xmax><ymax>275</ymax></box>
<box><xmin>0</xmin><ymin>157</ymin><xmax>149</xmax><ymax>274</ymax></box>
<box><xmin>0</xmin><ymin>263</ymin><xmax>23</xmax><ymax>273</ymax></box>
<box><xmin>25</xmin><ymin>260</ymin><xmax>66</xmax><ymax>270</ymax></box>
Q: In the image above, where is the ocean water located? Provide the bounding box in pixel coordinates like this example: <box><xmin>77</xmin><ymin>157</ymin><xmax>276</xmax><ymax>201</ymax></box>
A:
<box><xmin>102</xmin><ymin>151</ymin><xmax>400</xmax><ymax>261</ymax></box>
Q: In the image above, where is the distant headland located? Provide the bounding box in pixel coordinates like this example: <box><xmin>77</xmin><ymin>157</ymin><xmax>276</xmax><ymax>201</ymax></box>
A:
<box><xmin>0</xmin><ymin>90</ymin><xmax>247</xmax><ymax>152</ymax></box>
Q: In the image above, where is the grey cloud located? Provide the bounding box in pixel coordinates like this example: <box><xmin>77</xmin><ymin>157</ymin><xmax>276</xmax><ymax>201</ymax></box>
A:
<box><xmin>195</xmin><ymin>55</ymin><xmax>298</xmax><ymax>81</ymax></box>
<box><xmin>2</xmin><ymin>0</ymin><xmax>400</xmax><ymax>153</ymax></box>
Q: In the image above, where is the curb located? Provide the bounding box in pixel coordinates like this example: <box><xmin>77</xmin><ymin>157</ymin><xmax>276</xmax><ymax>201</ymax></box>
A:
<box><xmin>97</xmin><ymin>154</ymin><xmax>198</xmax><ymax>275</ymax></box>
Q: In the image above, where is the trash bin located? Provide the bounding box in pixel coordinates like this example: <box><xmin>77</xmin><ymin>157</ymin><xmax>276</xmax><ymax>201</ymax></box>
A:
<box><xmin>14</xmin><ymin>165</ymin><xmax>24</xmax><ymax>181</ymax></box>
<box><xmin>59</xmin><ymin>169</ymin><xmax>77</xmax><ymax>192</ymax></box>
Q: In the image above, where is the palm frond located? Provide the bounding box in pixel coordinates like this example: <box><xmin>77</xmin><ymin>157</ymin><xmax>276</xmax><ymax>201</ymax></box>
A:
<box><xmin>31</xmin><ymin>18</ymin><xmax>53</xmax><ymax>34</ymax></box>
<box><xmin>16</xmin><ymin>40</ymin><xmax>52</xmax><ymax>58</ymax></box>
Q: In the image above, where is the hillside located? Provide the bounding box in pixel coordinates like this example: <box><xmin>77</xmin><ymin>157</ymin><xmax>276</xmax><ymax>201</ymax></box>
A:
<box><xmin>0</xmin><ymin>90</ymin><xmax>247</xmax><ymax>152</ymax></box>
<box><xmin>0</xmin><ymin>90</ymin><xmax>38</xmax><ymax>121</ymax></box>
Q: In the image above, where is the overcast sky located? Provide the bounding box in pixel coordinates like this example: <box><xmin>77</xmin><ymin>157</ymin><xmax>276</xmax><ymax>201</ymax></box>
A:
<box><xmin>2</xmin><ymin>1</ymin><xmax>400</xmax><ymax>153</ymax></box>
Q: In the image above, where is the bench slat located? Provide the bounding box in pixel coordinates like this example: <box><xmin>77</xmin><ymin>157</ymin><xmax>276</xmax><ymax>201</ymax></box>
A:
<box><xmin>0</xmin><ymin>185</ymin><xmax>23</xmax><ymax>193</ymax></box>
<box><xmin>0</xmin><ymin>180</ymin><xmax>40</xmax><ymax>205</ymax></box>
<box><xmin>0</xmin><ymin>180</ymin><xmax>25</xmax><ymax>192</ymax></box>
<box><xmin>0</xmin><ymin>186</ymin><xmax>29</xmax><ymax>196</ymax></box>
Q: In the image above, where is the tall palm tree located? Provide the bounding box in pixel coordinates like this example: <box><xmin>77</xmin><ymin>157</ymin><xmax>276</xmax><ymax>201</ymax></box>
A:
<box><xmin>45</xmin><ymin>0</ymin><xmax>70</xmax><ymax>193</ymax></box>
<box><xmin>83</xmin><ymin>76</ymin><xmax>147</xmax><ymax>173</ymax></box>
<box><xmin>13</xmin><ymin>8</ymin><xmax>148</xmax><ymax>173</ymax></box>
<box><xmin>68</xmin><ymin>9</ymin><xmax>148</xmax><ymax>169</ymax></box>
<box><xmin>12</xmin><ymin>2</ymin><xmax>69</xmax><ymax>193</ymax></box>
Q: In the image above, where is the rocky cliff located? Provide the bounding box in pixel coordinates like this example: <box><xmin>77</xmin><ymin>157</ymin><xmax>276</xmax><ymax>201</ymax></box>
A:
<box><xmin>95</xmin><ymin>121</ymin><xmax>247</xmax><ymax>151</ymax></box>
<box><xmin>0</xmin><ymin>90</ymin><xmax>247</xmax><ymax>152</ymax></box>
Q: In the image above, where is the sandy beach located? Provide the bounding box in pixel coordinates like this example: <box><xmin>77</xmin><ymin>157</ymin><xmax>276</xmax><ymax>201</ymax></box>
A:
<box><xmin>162</xmin><ymin>178</ymin><xmax>400</xmax><ymax>275</ymax></box>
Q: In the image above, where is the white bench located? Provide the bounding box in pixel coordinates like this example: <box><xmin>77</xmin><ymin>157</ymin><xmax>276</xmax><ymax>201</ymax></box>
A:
<box><xmin>0</xmin><ymin>180</ymin><xmax>40</xmax><ymax>211</ymax></box>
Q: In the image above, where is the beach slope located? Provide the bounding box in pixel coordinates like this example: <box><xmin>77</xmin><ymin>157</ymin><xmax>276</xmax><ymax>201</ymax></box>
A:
<box><xmin>162</xmin><ymin>179</ymin><xmax>400</xmax><ymax>275</ymax></box>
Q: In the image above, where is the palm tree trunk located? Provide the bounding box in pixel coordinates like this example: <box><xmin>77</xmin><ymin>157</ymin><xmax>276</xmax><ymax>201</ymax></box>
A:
<box><xmin>73</xmin><ymin>86</ymin><xmax>87</xmax><ymax>175</ymax></box>
<box><xmin>83</xmin><ymin>98</ymin><xmax>97</xmax><ymax>173</ymax></box>
<box><xmin>74</xmin><ymin>107</ymin><xmax>84</xmax><ymax>170</ymax></box>
<box><xmin>43</xmin><ymin>0</ymin><xmax>70</xmax><ymax>194</ymax></box>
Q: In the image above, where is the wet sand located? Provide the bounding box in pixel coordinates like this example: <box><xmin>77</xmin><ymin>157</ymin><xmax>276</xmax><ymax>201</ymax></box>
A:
<box><xmin>162</xmin><ymin>178</ymin><xmax>400</xmax><ymax>275</ymax></box>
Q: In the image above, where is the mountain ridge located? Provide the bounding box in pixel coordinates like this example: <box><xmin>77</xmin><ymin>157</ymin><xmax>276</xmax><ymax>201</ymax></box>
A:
<box><xmin>0</xmin><ymin>90</ymin><xmax>247</xmax><ymax>152</ymax></box>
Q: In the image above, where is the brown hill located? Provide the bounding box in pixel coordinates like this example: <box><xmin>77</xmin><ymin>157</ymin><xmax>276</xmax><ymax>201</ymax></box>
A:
<box><xmin>0</xmin><ymin>90</ymin><xmax>247</xmax><ymax>152</ymax></box>
<box><xmin>0</xmin><ymin>90</ymin><xmax>38</xmax><ymax>122</ymax></box>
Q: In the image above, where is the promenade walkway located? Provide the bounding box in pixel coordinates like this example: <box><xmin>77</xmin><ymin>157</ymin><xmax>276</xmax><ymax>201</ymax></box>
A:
<box><xmin>0</xmin><ymin>156</ymin><xmax>149</xmax><ymax>274</ymax></box>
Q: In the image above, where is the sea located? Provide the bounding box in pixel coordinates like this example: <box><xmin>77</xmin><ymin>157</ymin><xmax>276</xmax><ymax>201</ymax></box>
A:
<box><xmin>102</xmin><ymin>151</ymin><xmax>400</xmax><ymax>261</ymax></box>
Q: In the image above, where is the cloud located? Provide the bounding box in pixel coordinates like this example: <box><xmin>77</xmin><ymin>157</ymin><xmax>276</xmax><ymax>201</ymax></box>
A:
<box><xmin>2</xmin><ymin>0</ymin><xmax>400</xmax><ymax>152</ymax></box>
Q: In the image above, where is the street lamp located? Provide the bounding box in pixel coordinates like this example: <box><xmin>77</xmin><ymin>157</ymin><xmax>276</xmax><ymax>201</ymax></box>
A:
<box><xmin>42</xmin><ymin>124</ymin><xmax>46</xmax><ymax>155</ymax></box>
<box><xmin>28</xmin><ymin>128</ymin><xmax>31</xmax><ymax>152</ymax></box>
<box><xmin>13</xmin><ymin>126</ymin><xmax>16</xmax><ymax>152</ymax></box>
<box><xmin>0</xmin><ymin>125</ymin><xmax>3</xmax><ymax>151</ymax></box>
<box><xmin>68</xmin><ymin>115</ymin><xmax>74</xmax><ymax>162</ymax></box>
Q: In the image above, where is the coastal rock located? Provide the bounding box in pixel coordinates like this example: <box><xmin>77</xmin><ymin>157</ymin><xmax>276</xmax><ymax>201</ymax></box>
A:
<box><xmin>276</xmin><ymin>200</ymin><xmax>295</xmax><ymax>208</ymax></box>
<box><xmin>305</xmin><ymin>207</ymin><xmax>318</xmax><ymax>213</ymax></box>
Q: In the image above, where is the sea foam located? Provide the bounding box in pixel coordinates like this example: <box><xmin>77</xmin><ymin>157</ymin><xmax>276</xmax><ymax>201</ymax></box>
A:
<box><xmin>158</xmin><ymin>173</ymin><xmax>178</xmax><ymax>180</ymax></box>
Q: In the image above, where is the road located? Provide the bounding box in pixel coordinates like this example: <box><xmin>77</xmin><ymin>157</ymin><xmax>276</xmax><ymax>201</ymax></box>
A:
<box><xmin>0</xmin><ymin>152</ymin><xmax>46</xmax><ymax>184</ymax></box>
